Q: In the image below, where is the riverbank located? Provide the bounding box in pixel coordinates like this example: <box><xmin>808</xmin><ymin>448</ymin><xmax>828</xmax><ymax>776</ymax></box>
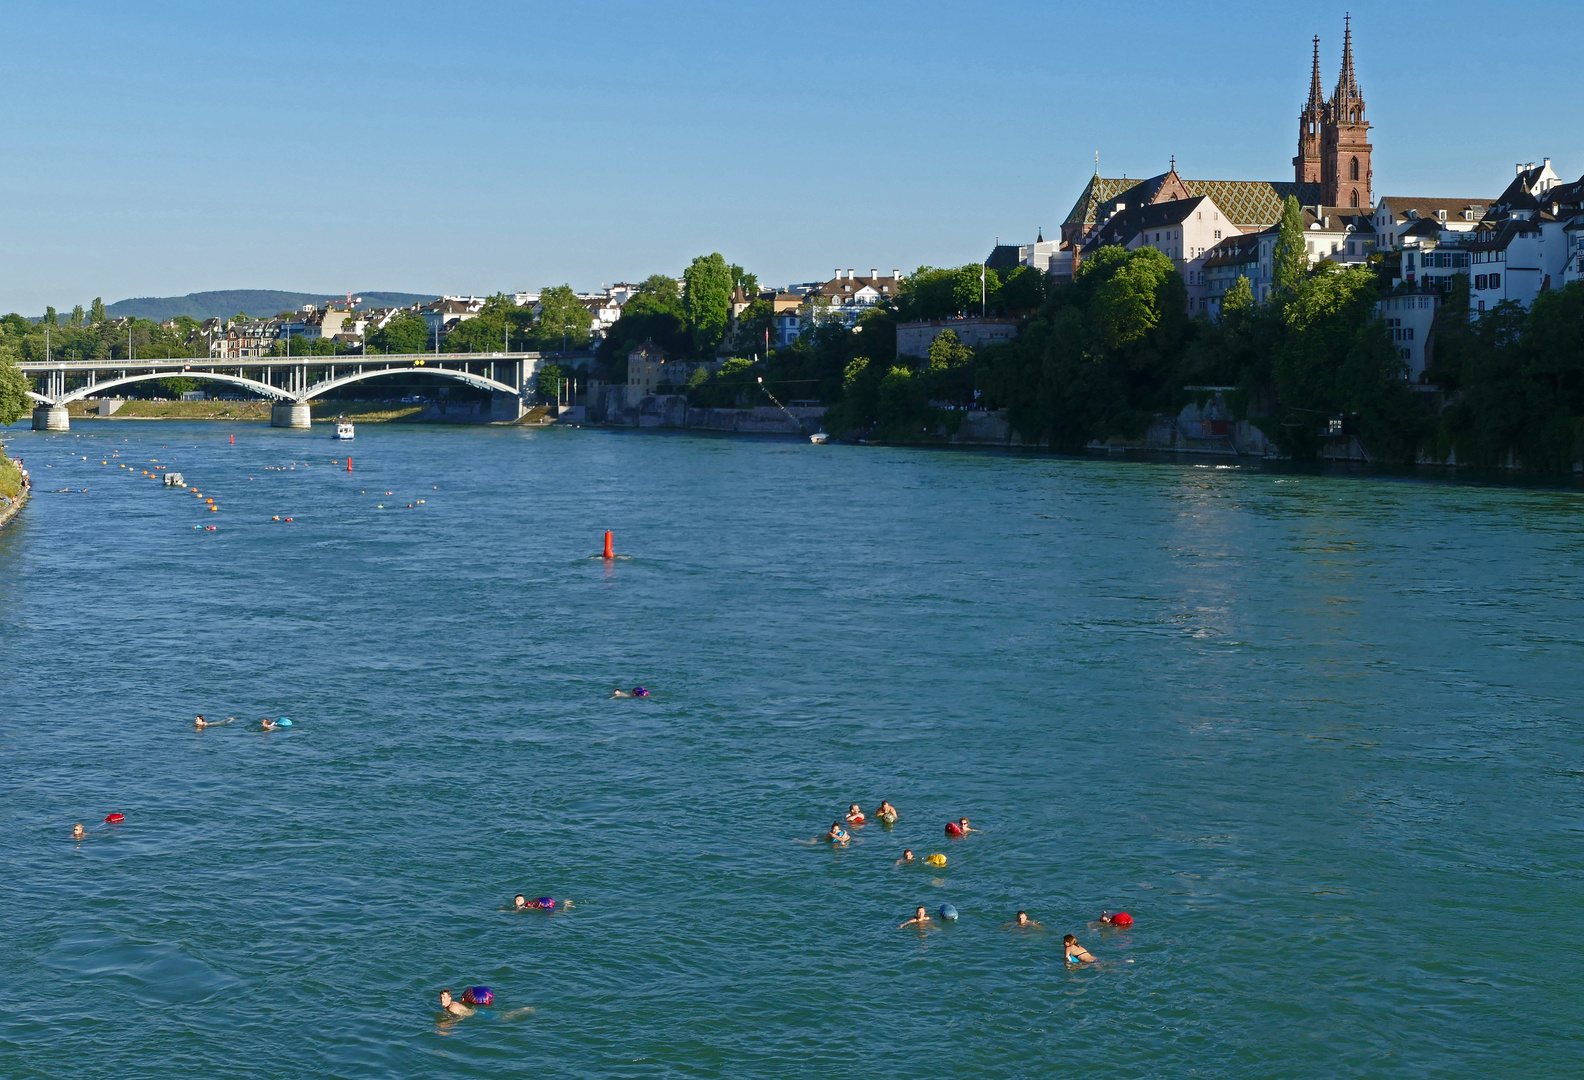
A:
<box><xmin>68</xmin><ymin>400</ymin><xmax>431</xmax><ymax>423</ymax></box>
<box><xmin>0</xmin><ymin>449</ymin><xmax>27</xmax><ymax>529</ymax></box>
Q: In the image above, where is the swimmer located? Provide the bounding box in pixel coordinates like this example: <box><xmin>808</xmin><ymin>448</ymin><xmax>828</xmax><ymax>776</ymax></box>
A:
<box><xmin>259</xmin><ymin>718</ymin><xmax>277</xmax><ymax>731</ymax></box>
<box><xmin>1007</xmin><ymin>910</ymin><xmax>1043</xmax><ymax>930</ymax></box>
<box><xmin>194</xmin><ymin>715</ymin><xmax>207</xmax><ymax>729</ymax></box>
<box><xmin>874</xmin><ymin>800</ymin><xmax>899</xmax><ymax>823</ymax></box>
<box><xmin>895</xmin><ymin>848</ymin><xmax>915</xmax><ymax>865</ymax></box>
<box><xmin>826</xmin><ymin>822</ymin><xmax>850</xmax><ymax>844</ymax></box>
<box><xmin>438</xmin><ymin>990</ymin><xmax>474</xmax><ymax>1018</ymax></box>
<box><xmin>611</xmin><ymin>689</ymin><xmax>630</xmax><ymax>698</ymax></box>
<box><xmin>899</xmin><ymin>905</ymin><xmax>932</xmax><ymax>929</ymax></box>
<box><xmin>944</xmin><ymin>816</ymin><xmax>978</xmax><ymax>837</ymax></box>
<box><xmin>1098</xmin><ymin>910</ymin><xmax>1134</xmax><ymax>928</ymax></box>
<box><xmin>512</xmin><ymin>895</ymin><xmax>565</xmax><ymax>911</ymax></box>
<box><xmin>844</xmin><ymin>803</ymin><xmax>866</xmax><ymax>825</ymax></box>
<box><xmin>1064</xmin><ymin>934</ymin><xmax>1096</xmax><ymax>964</ymax></box>
<box><xmin>72</xmin><ymin>823</ymin><xmax>85</xmax><ymax>840</ymax></box>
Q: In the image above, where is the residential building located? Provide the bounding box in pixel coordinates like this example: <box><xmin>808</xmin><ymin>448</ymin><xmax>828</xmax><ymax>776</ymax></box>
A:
<box><xmin>1377</xmin><ymin>291</ymin><xmax>1439</xmax><ymax>381</ymax></box>
<box><xmin>803</xmin><ymin>269</ymin><xmax>905</xmax><ymax>328</ymax></box>
<box><xmin>984</xmin><ymin>233</ymin><xmax>1062</xmax><ymax>276</ymax></box>
<box><xmin>772</xmin><ymin>309</ymin><xmax>802</xmax><ymax>347</ymax></box>
<box><xmin>1202</xmin><ymin>232</ymin><xmax>1265</xmax><ymax>317</ymax></box>
<box><xmin>624</xmin><ymin>339</ymin><xmax>718</xmax><ymax>405</ymax></box>
<box><xmin>210</xmin><ymin>320</ymin><xmax>279</xmax><ymax>359</ymax></box>
<box><xmin>1079</xmin><ymin>188</ymin><xmax>1237</xmax><ymax>311</ymax></box>
<box><xmin>1373</xmin><ymin>196</ymin><xmax>1490</xmax><ymax>249</ymax></box>
<box><xmin>419</xmin><ymin>297</ymin><xmax>486</xmax><ymax>337</ymax></box>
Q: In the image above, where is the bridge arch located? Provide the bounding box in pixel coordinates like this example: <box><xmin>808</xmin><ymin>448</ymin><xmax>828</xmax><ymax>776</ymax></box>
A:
<box><xmin>299</xmin><ymin>365</ymin><xmax>521</xmax><ymax>402</ymax></box>
<box><xmin>54</xmin><ymin>371</ymin><xmax>296</xmax><ymax>405</ymax></box>
<box><xmin>26</xmin><ymin>389</ymin><xmax>51</xmax><ymax>404</ymax></box>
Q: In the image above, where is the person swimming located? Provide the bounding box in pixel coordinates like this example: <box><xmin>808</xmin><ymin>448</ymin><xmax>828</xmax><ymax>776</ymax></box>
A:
<box><xmin>826</xmin><ymin>822</ymin><xmax>850</xmax><ymax>844</ymax></box>
<box><xmin>1064</xmin><ymin>934</ymin><xmax>1096</xmax><ymax>963</ymax></box>
<box><xmin>512</xmin><ymin>895</ymin><xmax>565</xmax><ymax>911</ymax></box>
<box><xmin>194</xmin><ymin>715</ymin><xmax>208</xmax><ymax>729</ymax></box>
<box><xmin>944</xmin><ymin>816</ymin><xmax>978</xmax><ymax>837</ymax></box>
<box><xmin>438</xmin><ymin>990</ymin><xmax>474</xmax><ymax>1018</ymax></box>
<box><xmin>874</xmin><ymin>800</ymin><xmax>899</xmax><ymax>823</ymax></box>
<box><xmin>611</xmin><ymin>687</ymin><xmax>649</xmax><ymax>698</ymax></box>
<box><xmin>899</xmin><ymin>905</ymin><xmax>932</xmax><ymax>929</ymax></box>
<box><xmin>72</xmin><ymin>823</ymin><xmax>85</xmax><ymax>840</ymax></box>
<box><xmin>1009</xmin><ymin>910</ymin><xmax>1042</xmax><ymax>929</ymax></box>
<box><xmin>844</xmin><ymin>804</ymin><xmax>866</xmax><ymax>825</ymax></box>
<box><xmin>1098</xmin><ymin>910</ymin><xmax>1134</xmax><ymax>928</ymax></box>
<box><xmin>895</xmin><ymin>848</ymin><xmax>915</xmax><ymax>865</ymax></box>
<box><xmin>259</xmin><ymin>718</ymin><xmax>278</xmax><ymax>731</ymax></box>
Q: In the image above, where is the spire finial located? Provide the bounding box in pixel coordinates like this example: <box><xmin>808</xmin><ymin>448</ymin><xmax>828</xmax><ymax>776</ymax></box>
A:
<box><xmin>1335</xmin><ymin>13</ymin><xmax>1360</xmax><ymax>103</ymax></box>
<box><xmin>1094</xmin><ymin>150</ymin><xmax>1100</xmax><ymax>176</ymax></box>
<box><xmin>1170</xmin><ymin>155</ymin><xmax>1175</xmax><ymax>173</ymax></box>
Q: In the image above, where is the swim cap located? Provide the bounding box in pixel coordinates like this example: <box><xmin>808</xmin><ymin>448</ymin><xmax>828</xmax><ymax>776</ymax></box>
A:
<box><xmin>1111</xmin><ymin>911</ymin><xmax>1134</xmax><ymax>927</ymax></box>
<box><xmin>939</xmin><ymin>903</ymin><xmax>959</xmax><ymax>921</ymax></box>
<box><xmin>104</xmin><ymin>813</ymin><xmax>125</xmax><ymax>824</ymax></box>
<box><xmin>461</xmin><ymin>986</ymin><xmax>493</xmax><ymax>1006</ymax></box>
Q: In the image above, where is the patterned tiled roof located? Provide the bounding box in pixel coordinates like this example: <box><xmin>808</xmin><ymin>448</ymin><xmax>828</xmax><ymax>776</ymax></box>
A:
<box><xmin>1064</xmin><ymin>172</ymin><xmax>1322</xmax><ymax>231</ymax></box>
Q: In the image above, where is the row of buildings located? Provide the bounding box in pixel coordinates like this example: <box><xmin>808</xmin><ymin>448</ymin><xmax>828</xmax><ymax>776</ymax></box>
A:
<box><xmin>981</xmin><ymin>19</ymin><xmax>1583</xmax><ymax>381</ymax></box>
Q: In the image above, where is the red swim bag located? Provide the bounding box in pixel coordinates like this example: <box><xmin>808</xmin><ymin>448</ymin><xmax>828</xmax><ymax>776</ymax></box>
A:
<box><xmin>944</xmin><ymin>821</ymin><xmax>964</xmax><ymax>836</ymax></box>
<box><xmin>1111</xmin><ymin>911</ymin><xmax>1134</xmax><ymax>927</ymax></box>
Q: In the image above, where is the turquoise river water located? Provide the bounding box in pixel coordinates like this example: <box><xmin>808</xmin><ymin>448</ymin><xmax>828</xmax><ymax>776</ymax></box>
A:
<box><xmin>1</xmin><ymin>421</ymin><xmax>1580</xmax><ymax>1078</ymax></box>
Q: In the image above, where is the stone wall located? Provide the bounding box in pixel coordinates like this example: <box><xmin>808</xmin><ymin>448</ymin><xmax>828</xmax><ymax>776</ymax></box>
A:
<box><xmin>897</xmin><ymin>317</ymin><xmax>1020</xmax><ymax>359</ymax></box>
<box><xmin>597</xmin><ymin>393</ymin><xmax>826</xmax><ymax>435</ymax></box>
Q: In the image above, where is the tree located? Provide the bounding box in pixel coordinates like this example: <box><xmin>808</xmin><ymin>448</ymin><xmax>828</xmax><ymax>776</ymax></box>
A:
<box><xmin>0</xmin><ymin>343</ymin><xmax>30</xmax><ymax>426</ymax></box>
<box><xmin>44</xmin><ymin>307</ymin><xmax>58</xmax><ymax>326</ymax></box>
<box><xmin>1222</xmin><ymin>275</ymin><xmax>1255</xmax><ymax>317</ymax></box>
<box><xmin>896</xmin><ymin>265</ymin><xmax>996</xmax><ymax>321</ymax></box>
<box><xmin>1272</xmin><ymin>195</ymin><xmax>1308</xmax><ymax>299</ymax></box>
<box><xmin>730</xmin><ymin>264</ymin><xmax>759</xmax><ymax>299</ymax></box>
<box><xmin>70</xmin><ymin>304</ymin><xmax>84</xmax><ymax>326</ymax></box>
<box><xmin>367</xmin><ymin>312</ymin><xmax>430</xmax><ymax>354</ymax></box>
<box><xmin>536</xmin><ymin>363</ymin><xmax>568</xmax><ymax>402</ymax></box>
<box><xmin>90</xmin><ymin>297</ymin><xmax>107</xmax><ymax>324</ymax></box>
<box><xmin>682</xmin><ymin>253</ymin><xmax>733</xmax><ymax>354</ymax></box>
<box><xmin>535</xmin><ymin>285</ymin><xmax>592</xmax><ymax>352</ymax></box>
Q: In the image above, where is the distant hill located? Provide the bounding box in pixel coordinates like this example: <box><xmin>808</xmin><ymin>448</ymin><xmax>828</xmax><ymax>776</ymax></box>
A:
<box><xmin>105</xmin><ymin>290</ymin><xmax>437</xmax><ymax>322</ymax></box>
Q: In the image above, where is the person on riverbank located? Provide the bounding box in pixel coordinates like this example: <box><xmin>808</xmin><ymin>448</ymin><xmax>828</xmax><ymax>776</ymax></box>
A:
<box><xmin>1064</xmin><ymin>934</ymin><xmax>1096</xmax><ymax>963</ymax></box>
<box><xmin>944</xmin><ymin>817</ymin><xmax>977</xmax><ymax>837</ymax></box>
<box><xmin>439</xmin><ymin>990</ymin><xmax>474</xmax><ymax>1018</ymax></box>
<box><xmin>899</xmin><ymin>906</ymin><xmax>932</xmax><ymax>929</ymax></box>
<box><xmin>896</xmin><ymin>848</ymin><xmax>915</xmax><ymax>865</ymax></box>
<box><xmin>1008</xmin><ymin>911</ymin><xmax>1042</xmax><ymax>930</ymax></box>
<box><xmin>844</xmin><ymin>804</ymin><xmax>866</xmax><ymax>825</ymax></box>
<box><xmin>874</xmin><ymin>800</ymin><xmax>899</xmax><ymax>824</ymax></box>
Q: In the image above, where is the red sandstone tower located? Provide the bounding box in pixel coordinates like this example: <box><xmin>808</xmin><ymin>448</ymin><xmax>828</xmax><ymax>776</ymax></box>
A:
<box><xmin>1320</xmin><ymin>16</ymin><xmax>1372</xmax><ymax>208</ymax></box>
<box><xmin>1293</xmin><ymin>35</ymin><xmax>1324</xmax><ymax>185</ymax></box>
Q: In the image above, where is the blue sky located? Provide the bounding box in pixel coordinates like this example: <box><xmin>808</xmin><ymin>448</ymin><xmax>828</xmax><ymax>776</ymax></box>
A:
<box><xmin>2</xmin><ymin>0</ymin><xmax>1579</xmax><ymax>313</ymax></box>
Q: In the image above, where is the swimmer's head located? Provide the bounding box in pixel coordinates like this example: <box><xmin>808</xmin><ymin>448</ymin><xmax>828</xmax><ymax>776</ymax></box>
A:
<box><xmin>440</xmin><ymin>990</ymin><xmax>453</xmax><ymax>1008</ymax></box>
<box><xmin>1063</xmin><ymin>934</ymin><xmax>1077</xmax><ymax>946</ymax></box>
<box><xmin>959</xmin><ymin>817</ymin><xmax>970</xmax><ymax>827</ymax></box>
<box><xmin>1016</xmin><ymin>911</ymin><xmax>1029</xmax><ymax>926</ymax></box>
<box><xmin>902</xmin><ymin>849</ymin><xmax>914</xmax><ymax>860</ymax></box>
<box><xmin>915</xmin><ymin>906</ymin><xmax>928</xmax><ymax>919</ymax></box>
<box><xmin>72</xmin><ymin>823</ymin><xmax>85</xmax><ymax>838</ymax></box>
<box><xmin>513</xmin><ymin>895</ymin><xmax>526</xmax><ymax>909</ymax></box>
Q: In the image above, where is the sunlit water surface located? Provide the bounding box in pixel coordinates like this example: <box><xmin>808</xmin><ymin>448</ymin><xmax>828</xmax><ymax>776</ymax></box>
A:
<box><xmin>1</xmin><ymin>422</ymin><xmax>1580</xmax><ymax>1078</ymax></box>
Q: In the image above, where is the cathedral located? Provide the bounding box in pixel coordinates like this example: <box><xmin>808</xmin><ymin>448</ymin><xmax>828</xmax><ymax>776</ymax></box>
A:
<box><xmin>1058</xmin><ymin>20</ymin><xmax>1374</xmax><ymax>262</ymax></box>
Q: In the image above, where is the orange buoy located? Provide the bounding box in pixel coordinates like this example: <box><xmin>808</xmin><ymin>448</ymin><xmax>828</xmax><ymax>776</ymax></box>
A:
<box><xmin>603</xmin><ymin>530</ymin><xmax>614</xmax><ymax>559</ymax></box>
<box><xmin>346</xmin><ymin>457</ymin><xmax>352</xmax><ymax>472</ymax></box>
<box><xmin>230</xmin><ymin>434</ymin><xmax>235</xmax><ymax>445</ymax></box>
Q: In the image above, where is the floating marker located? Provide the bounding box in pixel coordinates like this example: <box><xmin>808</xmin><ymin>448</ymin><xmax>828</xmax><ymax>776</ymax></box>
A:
<box><xmin>346</xmin><ymin>457</ymin><xmax>353</xmax><ymax>472</ymax></box>
<box><xmin>603</xmin><ymin>531</ymin><xmax>614</xmax><ymax>559</ymax></box>
<box><xmin>230</xmin><ymin>434</ymin><xmax>235</xmax><ymax>445</ymax></box>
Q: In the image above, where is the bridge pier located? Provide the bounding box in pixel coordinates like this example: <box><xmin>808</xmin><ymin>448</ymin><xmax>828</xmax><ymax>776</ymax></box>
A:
<box><xmin>491</xmin><ymin>393</ymin><xmax>527</xmax><ymax>422</ymax></box>
<box><xmin>32</xmin><ymin>405</ymin><xmax>69</xmax><ymax>431</ymax></box>
<box><xmin>270</xmin><ymin>402</ymin><xmax>312</xmax><ymax>428</ymax></box>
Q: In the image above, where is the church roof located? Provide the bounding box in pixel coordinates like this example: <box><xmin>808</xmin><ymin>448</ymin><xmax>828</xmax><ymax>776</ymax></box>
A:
<box><xmin>1064</xmin><ymin>172</ymin><xmax>1322</xmax><ymax>232</ymax></box>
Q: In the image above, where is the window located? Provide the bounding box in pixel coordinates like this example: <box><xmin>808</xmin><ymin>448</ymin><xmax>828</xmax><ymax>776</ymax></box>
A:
<box><xmin>1214</xmin><ymin>230</ymin><xmax>1221</xmax><ymax>239</ymax></box>
<box><xmin>1490</xmin><ymin>273</ymin><xmax>1500</xmax><ymax>289</ymax></box>
<box><xmin>1350</xmin><ymin>189</ymin><xmax>1359</xmax><ymax>208</ymax></box>
<box><xmin>1350</xmin><ymin>157</ymin><xmax>1359</xmax><ymax>181</ymax></box>
<box><xmin>1407</xmin><ymin>328</ymin><xmax>1414</xmax><ymax>341</ymax></box>
<box><xmin>1420</xmin><ymin>297</ymin><xmax>1430</xmax><ymax>309</ymax></box>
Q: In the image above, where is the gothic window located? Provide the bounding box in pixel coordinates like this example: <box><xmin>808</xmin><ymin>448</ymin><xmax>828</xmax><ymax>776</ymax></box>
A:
<box><xmin>1350</xmin><ymin>190</ymin><xmax>1359</xmax><ymax>208</ymax></box>
<box><xmin>1350</xmin><ymin>157</ymin><xmax>1359</xmax><ymax>181</ymax></box>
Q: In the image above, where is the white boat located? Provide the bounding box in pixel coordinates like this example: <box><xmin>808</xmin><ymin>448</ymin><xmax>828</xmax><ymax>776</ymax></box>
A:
<box><xmin>333</xmin><ymin>419</ymin><xmax>355</xmax><ymax>440</ymax></box>
<box><xmin>809</xmin><ymin>431</ymin><xmax>829</xmax><ymax>444</ymax></box>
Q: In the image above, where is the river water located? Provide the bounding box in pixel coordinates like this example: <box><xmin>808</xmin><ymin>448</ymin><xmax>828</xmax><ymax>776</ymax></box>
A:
<box><xmin>1</xmin><ymin>421</ymin><xmax>1580</xmax><ymax>1078</ymax></box>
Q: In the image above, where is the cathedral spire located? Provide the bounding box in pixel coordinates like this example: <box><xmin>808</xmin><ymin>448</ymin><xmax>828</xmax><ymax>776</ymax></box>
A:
<box><xmin>1306</xmin><ymin>35</ymin><xmax>1324</xmax><ymax>114</ymax></box>
<box><xmin>1333</xmin><ymin>13</ymin><xmax>1361</xmax><ymax>104</ymax></box>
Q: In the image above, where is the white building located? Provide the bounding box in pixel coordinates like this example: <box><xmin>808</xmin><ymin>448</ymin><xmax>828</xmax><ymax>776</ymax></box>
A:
<box><xmin>1377</xmin><ymin>292</ymin><xmax>1438</xmax><ymax>381</ymax></box>
<box><xmin>1079</xmin><ymin>192</ymin><xmax>1237</xmax><ymax>311</ymax></box>
<box><xmin>803</xmin><ymin>269</ymin><xmax>905</xmax><ymax>328</ymax></box>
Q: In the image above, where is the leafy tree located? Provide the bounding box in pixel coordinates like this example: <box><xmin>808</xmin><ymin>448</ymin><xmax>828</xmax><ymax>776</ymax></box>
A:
<box><xmin>0</xmin><ymin>343</ymin><xmax>31</xmax><ymax>426</ymax></box>
<box><xmin>535</xmin><ymin>285</ymin><xmax>592</xmax><ymax>352</ymax></box>
<box><xmin>536</xmin><ymin>363</ymin><xmax>569</xmax><ymax>402</ymax></box>
<box><xmin>1222</xmin><ymin>275</ymin><xmax>1255</xmax><ymax>317</ymax></box>
<box><xmin>730</xmin><ymin>264</ymin><xmax>759</xmax><ymax>298</ymax></box>
<box><xmin>43</xmin><ymin>307</ymin><xmax>58</xmax><ymax>326</ymax></box>
<box><xmin>682</xmin><ymin>253</ymin><xmax>733</xmax><ymax>354</ymax></box>
<box><xmin>367</xmin><ymin>312</ymin><xmax>430</xmax><ymax>354</ymax></box>
<box><xmin>90</xmin><ymin>297</ymin><xmax>107</xmax><ymax>324</ymax></box>
<box><xmin>1271</xmin><ymin>195</ymin><xmax>1308</xmax><ymax>299</ymax></box>
<box><xmin>994</xmin><ymin>265</ymin><xmax>1048</xmax><ymax>314</ymax></box>
<box><xmin>896</xmin><ymin>265</ymin><xmax>995</xmax><ymax>321</ymax></box>
<box><xmin>731</xmin><ymin>297</ymin><xmax>775</xmax><ymax>355</ymax></box>
<box><xmin>687</xmin><ymin>356</ymin><xmax>758</xmax><ymax>408</ymax></box>
<box><xmin>70</xmin><ymin>304</ymin><xmax>84</xmax><ymax>326</ymax></box>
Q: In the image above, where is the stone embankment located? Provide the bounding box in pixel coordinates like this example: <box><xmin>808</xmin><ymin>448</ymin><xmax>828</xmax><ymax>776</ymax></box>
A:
<box><xmin>596</xmin><ymin>393</ymin><xmax>827</xmax><ymax>435</ymax></box>
<box><xmin>1</xmin><ymin>452</ymin><xmax>29</xmax><ymax>530</ymax></box>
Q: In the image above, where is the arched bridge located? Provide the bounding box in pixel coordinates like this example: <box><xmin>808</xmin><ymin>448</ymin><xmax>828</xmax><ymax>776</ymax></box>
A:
<box><xmin>19</xmin><ymin>353</ymin><xmax>557</xmax><ymax>429</ymax></box>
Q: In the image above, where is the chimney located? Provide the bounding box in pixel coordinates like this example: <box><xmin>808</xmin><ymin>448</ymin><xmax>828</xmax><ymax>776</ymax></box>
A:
<box><xmin>846</xmin><ymin>269</ymin><xmax>854</xmax><ymax>280</ymax></box>
<box><xmin>1544</xmin><ymin>157</ymin><xmax>1552</xmax><ymax>170</ymax></box>
<box><xmin>869</xmin><ymin>268</ymin><xmax>877</xmax><ymax>279</ymax></box>
<box><xmin>892</xmin><ymin>269</ymin><xmax>900</xmax><ymax>280</ymax></box>
<box><xmin>834</xmin><ymin>268</ymin><xmax>842</xmax><ymax>281</ymax></box>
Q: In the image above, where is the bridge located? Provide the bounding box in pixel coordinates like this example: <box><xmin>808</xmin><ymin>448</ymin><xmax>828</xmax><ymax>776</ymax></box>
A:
<box><xmin>19</xmin><ymin>352</ymin><xmax>559</xmax><ymax>429</ymax></box>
